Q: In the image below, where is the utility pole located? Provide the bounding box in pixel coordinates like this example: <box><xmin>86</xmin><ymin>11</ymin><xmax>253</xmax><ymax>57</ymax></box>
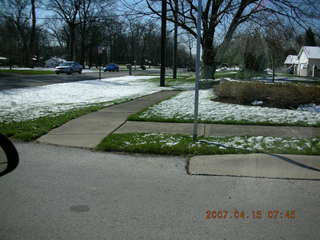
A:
<box><xmin>172</xmin><ymin>0</ymin><xmax>178</xmax><ymax>79</ymax></box>
<box><xmin>192</xmin><ymin>0</ymin><xmax>202</xmax><ymax>141</ymax></box>
<box><xmin>160</xmin><ymin>0</ymin><xmax>167</xmax><ymax>86</ymax></box>
<box><xmin>98</xmin><ymin>46</ymin><xmax>105</xmax><ymax>81</ymax></box>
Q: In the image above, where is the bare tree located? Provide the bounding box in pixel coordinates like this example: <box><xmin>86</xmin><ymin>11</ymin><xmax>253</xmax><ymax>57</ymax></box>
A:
<box><xmin>181</xmin><ymin>31</ymin><xmax>195</xmax><ymax>70</ymax></box>
<box><xmin>48</xmin><ymin>0</ymin><xmax>82</xmax><ymax>60</ymax></box>
<box><xmin>2</xmin><ymin>0</ymin><xmax>31</xmax><ymax>65</ymax></box>
<box><xmin>126</xmin><ymin>0</ymin><xmax>319</xmax><ymax>78</ymax></box>
<box><xmin>78</xmin><ymin>0</ymin><xmax>115</xmax><ymax>66</ymax></box>
<box><xmin>29</xmin><ymin>0</ymin><xmax>37</xmax><ymax>67</ymax></box>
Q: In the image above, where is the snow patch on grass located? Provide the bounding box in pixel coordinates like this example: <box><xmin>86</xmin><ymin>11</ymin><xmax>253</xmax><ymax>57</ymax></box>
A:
<box><xmin>0</xmin><ymin>76</ymin><xmax>160</xmax><ymax>122</ymax></box>
<box><xmin>139</xmin><ymin>90</ymin><xmax>320</xmax><ymax>126</ymax></box>
<box><xmin>99</xmin><ymin>133</ymin><xmax>320</xmax><ymax>155</ymax></box>
<box><xmin>298</xmin><ymin>104</ymin><xmax>320</xmax><ymax>113</ymax></box>
<box><xmin>208</xmin><ymin>136</ymin><xmax>318</xmax><ymax>152</ymax></box>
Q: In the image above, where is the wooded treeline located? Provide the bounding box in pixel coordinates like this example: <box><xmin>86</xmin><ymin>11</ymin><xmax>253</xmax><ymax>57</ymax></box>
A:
<box><xmin>1</xmin><ymin>0</ymin><xmax>320</xmax><ymax>74</ymax></box>
<box><xmin>135</xmin><ymin>0</ymin><xmax>320</xmax><ymax>78</ymax></box>
<box><xmin>0</xmin><ymin>0</ymin><xmax>191</xmax><ymax>68</ymax></box>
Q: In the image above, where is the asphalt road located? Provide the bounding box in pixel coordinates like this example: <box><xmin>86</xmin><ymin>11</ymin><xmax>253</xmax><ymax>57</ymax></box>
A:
<box><xmin>0</xmin><ymin>71</ymin><xmax>132</xmax><ymax>90</ymax></box>
<box><xmin>1</xmin><ymin>142</ymin><xmax>320</xmax><ymax>239</ymax></box>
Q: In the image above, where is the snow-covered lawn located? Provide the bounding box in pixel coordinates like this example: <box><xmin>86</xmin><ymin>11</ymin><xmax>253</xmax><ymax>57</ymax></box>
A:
<box><xmin>201</xmin><ymin>136</ymin><xmax>319</xmax><ymax>152</ymax></box>
<box><xmin>298</xmin><ymin>104</ymin><xmax>320</xmax><ymax>113</ymax></box>
<box><xmin>137</xmin><ymin>90</ymin><xmax>320</xmax><ymax>126</ymax></box>
<box><xmin>0</xmin><ymin>76</ymin><xmax>162</xmax><ymax>122</ymax></box>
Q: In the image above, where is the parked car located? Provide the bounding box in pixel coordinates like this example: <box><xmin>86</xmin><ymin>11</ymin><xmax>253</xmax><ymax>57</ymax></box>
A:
<box><xmin>103</xmin><ymin>63</ymin><xmax>119</xmax><ymax>72</ymax></box>
<box><xmin>55</xmin><ymin>61</ymin><xmax>83</xmax><ymax>74</ymax></box>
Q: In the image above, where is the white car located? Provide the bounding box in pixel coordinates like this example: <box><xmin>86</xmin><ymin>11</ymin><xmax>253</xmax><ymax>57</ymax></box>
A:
<box><xmin>55</xmin><ymin>61</ymin><xmax>83</xmax><ymax>74</ymax></box>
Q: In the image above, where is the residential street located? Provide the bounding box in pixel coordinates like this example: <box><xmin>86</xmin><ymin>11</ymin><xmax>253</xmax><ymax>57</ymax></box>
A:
<box><xmin>0</xmin><ymin>71</ymin><xmax>130</xmax><ymax>90</ymax></box>
<box><xmin>1</xmin><ymin>142</ymin><xmax>320</xmax><ymax>239</ymax></box>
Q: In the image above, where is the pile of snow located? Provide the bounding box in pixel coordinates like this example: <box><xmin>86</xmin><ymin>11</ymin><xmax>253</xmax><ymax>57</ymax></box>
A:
<box><xmin>298</xmin><ymin>104</ymin><xmax>320</xmax><ymax>113</ymax></box>
<box><xmin>139</xmin><ymin>90</ymin><xmax>320</xmax><ymax>126</ymax></box>
<box><xmin>82</xmin><ymin>68</ymin><xmax>100</xmax><ymax>73</ymax></box>
<box><xmin>216</xmin><ymin>67</ymin><xmax>240</xmax><ymax>72</ymax></box>
<box><xmin>251</xmin><ymin>100</ymin><xmax>263</xmax><ymax>106</ymax></box>
<box><xmin>207</xmin><ymin>136</ymin><xmax>317</xmax><ymax>152</ymax></box>
<box><xmin>0</xmin><ymin>76</ymin><xmax>161</xmax><ymax>122</ymax></box>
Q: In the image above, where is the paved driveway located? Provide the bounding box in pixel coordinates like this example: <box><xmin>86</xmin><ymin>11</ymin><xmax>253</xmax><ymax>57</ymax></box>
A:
<box><xmin>1</xmin><ymin>142</ymin><xmax>320</xmax><ymax>239</ymax></box>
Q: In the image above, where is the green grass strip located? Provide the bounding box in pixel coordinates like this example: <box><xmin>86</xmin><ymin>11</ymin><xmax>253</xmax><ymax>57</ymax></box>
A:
<box><xmin>97</xmin><ymin>133</ymin><xmax>320</xmax><ymax>156</ymax></box>
<box><xmin>0</xmin><ymin>98</ymin><xmax>132</xmax><ymax>141</ymax></box>
<box><xmin>0</xmin><ymin>69</ymin><xmax>55</xmax><ymax>75</ymax></box>
<box><xmin>0</xmin><ymin>105</ymin><xmax>106</xmax><ymax>141</ymax></box>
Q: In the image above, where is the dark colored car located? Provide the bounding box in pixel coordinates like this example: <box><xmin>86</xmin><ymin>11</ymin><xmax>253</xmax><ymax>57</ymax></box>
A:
<box><xmin>104</xmin><ymin>63</ymin><xmax>119</xmax><ymax>72</ymax></box>
<box><xmin>55</xmin><ymin>61</ymin><xmax>83</xmax><ymax>74</ymax></box>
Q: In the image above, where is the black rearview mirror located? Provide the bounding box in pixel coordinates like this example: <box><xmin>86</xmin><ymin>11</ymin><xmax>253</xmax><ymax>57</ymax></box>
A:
<box><xmin>0</xmin><ymin>134</ymin><xmax>19</xmax><ymax>177</ymax></box>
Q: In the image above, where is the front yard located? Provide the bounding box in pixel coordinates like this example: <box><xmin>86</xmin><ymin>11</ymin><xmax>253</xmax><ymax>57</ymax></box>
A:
<box><xmin>120</xmin><ymin>77</ymin><xmax>320</xmax><ymax>156</ymax></box>
<box><xmin>2</xmin><ymin>71</ymin><xmax>319</xmax><ymax>156</ymax></box>
<box><xmin>129</xmin><ymin>89</ymin><xmax>320</xmax><ymax>127</ymax></box>
<box><xmin>0</xmin><ymin>75</ymin><xmax>161</xmax><ymax>140</ymax></box>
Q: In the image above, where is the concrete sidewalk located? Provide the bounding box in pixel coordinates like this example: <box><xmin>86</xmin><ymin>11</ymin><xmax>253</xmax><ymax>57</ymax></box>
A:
<box><xmin>38</xmin><ymin>89</ymin><xmax>319</xmax><ymax>149</ymax></box>
<box><xmin>189</xmin><ymin>154</ymin><xmax>320</xmax><ymax>180</ymax></box>
<box><xmin>115</xmin><ymin>121</ymin><xmax>320</xmax><ymax>138</ymax></box>
<box><xmin>37</xmin><ymin>91</ymin><xmax>180</xmax><ymax>148</ymax></box>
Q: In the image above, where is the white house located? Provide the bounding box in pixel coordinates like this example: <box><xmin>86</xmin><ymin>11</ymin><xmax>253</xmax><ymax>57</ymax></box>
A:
<box><xmin>284</xmin><ymin>55</ymin><xmax>298</xmax><ymax>73</ymax></box>
<box><xmin>284</xmin><ymin>55</ymin><xmax>298</xmax><ymax>65</ymax></box>
<box><xmin>296</xmin><ymin>46</ymin><xmax>320</xmax><ymax>77</ymax></box>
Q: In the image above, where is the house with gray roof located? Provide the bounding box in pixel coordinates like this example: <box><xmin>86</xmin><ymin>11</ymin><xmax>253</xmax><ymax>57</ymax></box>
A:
<box><xmin>296</xmin><ymin>46</ymin><xmax>320</xmax><ymax>77</ymax></box>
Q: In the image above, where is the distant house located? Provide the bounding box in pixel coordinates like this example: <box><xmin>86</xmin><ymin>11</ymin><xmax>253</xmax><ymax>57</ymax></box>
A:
<box><xmin>284</xmin><ymin>55</ymin><xmax>298</xmax><ymax>73</ymax></box>
<box><xmin>45</xmin><ymin>57</ymin><xmax>65</xmax><ymax>68</ymax></box>
<box><xmin>296</xmin><ymin>46</ymin><xmax>320</xmax><ymax>77</ymax></box>
<box><xmin>284</xmin><ymin>55</ymin><xmax>298</xmax><ymax>65</ymax></box>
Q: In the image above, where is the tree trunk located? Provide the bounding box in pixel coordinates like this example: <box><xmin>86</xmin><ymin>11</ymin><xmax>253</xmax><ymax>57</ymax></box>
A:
<box><xmin>69</xmin><ymin>24</ymin><xmax>76</xmax><ymax>61</ymax></box>
<box><xmin>29</xmin><ymin>0</ymin><xmax>36</xmax><ymax>68</ymax></box>
<box><xmin>80</xmin><ymin>37</ymin><xmax>86</xmax><ymax>66</ymax></box>
<box><xmin>272</xmin><ymin>56</ymin><xmax>275</xmax><ymax>82</ymax></box>
<box><xmin>202</xmin><ymin>62</ymin><xmax>216</xmax><ymax>79</ymax></box>
<box><xmin>202</xmin><ymin>37</ymin><xmax>216</xmax><ymax>79</ymax></box>
<box><xmin>80</xmin><ymin>25</ymin><xmax>86</xmax><ymax>66</ymax></box>
<box><xmin>172</xmin><ymin>0</ymin><xmax>178</xmax><ymax>79</ymax></box>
